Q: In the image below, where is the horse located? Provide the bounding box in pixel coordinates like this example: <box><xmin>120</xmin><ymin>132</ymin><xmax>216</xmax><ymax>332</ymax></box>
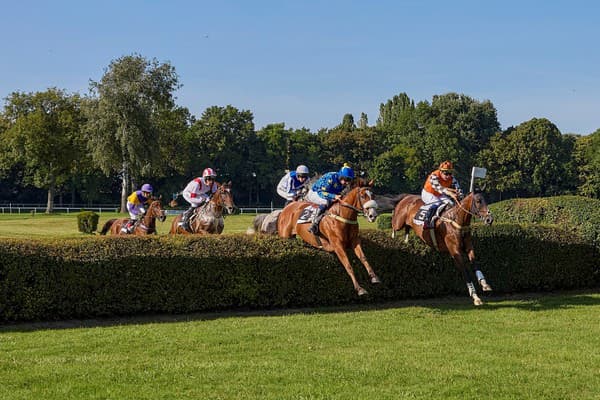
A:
<box><xmin>246</xmin><ymin>209</ymin><xmax>282</xmax><ymax>235</ymax></box>
<box><xmin>100</xmin><ymin>198</ymin><xmax>166</xmax><ymax>235</ymax></box>
<box><xmin>169</xmin><ymin>181</ymin><xmax>236</xmax><ymax>235</ymax></box>
<box><xmin>277</xmin><ymin>179</ymin><xmax>380</xmax><ymax>296</ymax></box>
<box><xmin>247</xmin><ymin>181</ymin><xmax>311</xmax><ymax>235</ymax></box>
<box><xmin>390</xmin><ymin>190</ymin><xmax>494</xmax><ymax>305</ymax></box>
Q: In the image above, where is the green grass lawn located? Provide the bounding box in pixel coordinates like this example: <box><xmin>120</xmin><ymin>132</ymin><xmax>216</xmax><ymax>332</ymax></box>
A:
<box><xmin>0</xmin><ymin>211</ymin><xmax>378</xmax><ymax>238</ymax></box>
<box><xmin>1</xmin><ymin>292</ymin><xmax>599</xmax><ymax>399</ymax></box>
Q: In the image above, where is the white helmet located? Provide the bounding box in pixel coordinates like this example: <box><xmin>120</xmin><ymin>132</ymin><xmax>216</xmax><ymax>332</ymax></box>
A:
<box><xmin>295</xmin><ymin>165</ymin><xmax>309</xmax><ymax>177</ymax></box>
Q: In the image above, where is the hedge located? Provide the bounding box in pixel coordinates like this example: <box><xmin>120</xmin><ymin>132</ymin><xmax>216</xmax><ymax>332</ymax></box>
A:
<box><xmin>0</xmin><ymin>224</ymin><xmax>598</xmax><ymax>322</ymax></box>
<box><xmin>489</xmin><ymin>195</ymin><xmax>600</xmax><ymax>247</ymax></box>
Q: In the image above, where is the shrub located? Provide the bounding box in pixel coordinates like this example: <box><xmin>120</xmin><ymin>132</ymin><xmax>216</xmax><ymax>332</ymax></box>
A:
<box><xmin>77</xmin><ymin>211</ymin><xmax>100</xmax><ymax>234</ymax></box>
<box><xmin>489</xmin><ymin>195</ymin><xmax>600</xmax><ymax>247</ymax></box>
<box><xmin>0</xmin><ymin>225</ymin><xmax>597</xmax><ymax>322</ymax></box>
<box><xmin>376</xmin><ymin>214</ymin><xmax>392</xmax><ymax>230</ymax></box>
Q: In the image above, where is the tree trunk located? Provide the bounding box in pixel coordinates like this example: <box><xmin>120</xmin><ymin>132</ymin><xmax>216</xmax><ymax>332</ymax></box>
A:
<box><xmin>121</xmin><ymin>160</ymin><xmax>129</xmax><ymax>213</ymax></box>
<box><xmin>46</xmin><ymin>185</ymin><xmax>55</xmax><ymax>214</ymax></box>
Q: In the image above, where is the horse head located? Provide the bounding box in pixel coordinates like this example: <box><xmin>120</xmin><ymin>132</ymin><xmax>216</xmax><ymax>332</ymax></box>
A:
<box><xmin>344</xmin><ymin>179</ymin><xmax>378</xmax><ymax>222</ymax></box>
<box><xmin>214</xmin><ymin>181</ymin><xmax>236</xmax><ymax>215</ymax></box>
<box><xmin>469</xmin><ymin>190</ymin><xmax>493</xmax><ymax>225</ymax></box>
<box><xmin>149</xmin><ymin>198</ymin><xmax>167</xmax><ymax>222</ymax></box>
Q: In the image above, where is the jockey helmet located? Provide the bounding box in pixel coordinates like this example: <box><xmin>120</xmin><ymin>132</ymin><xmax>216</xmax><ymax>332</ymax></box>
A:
<box><xmin>202</xmin><ymin>168</ymin><xmax>217</xmax><ymax>178</ymax></box>
<box><xmin>295</xmin><ymin>165</ymin><xmax>309</xmax><ymax>178</ymax></box>
<box><xmin>141</xmin><ymin>183</ymin><xmax>153</xmax><ymax>193</ymax></box>
<box><xmin>439</xmin><ymin>160</ymin><xmax>454</xmax><ymax>172</ymax></box>
<box><xmin>338</xmin><ymin>163</ymin><xmax>355</xmax><ymax>179</ymax></box>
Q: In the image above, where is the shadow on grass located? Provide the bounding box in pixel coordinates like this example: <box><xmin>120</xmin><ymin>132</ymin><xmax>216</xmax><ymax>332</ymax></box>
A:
<box><xmin>1</xmin><ymin>289</ymin><xmax>599</xmax><ymax>333</ymax></box>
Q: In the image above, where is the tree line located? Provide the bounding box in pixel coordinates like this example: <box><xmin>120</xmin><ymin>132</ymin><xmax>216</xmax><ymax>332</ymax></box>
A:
<box><xmin>1</xmin><ymin>54</ymin><xmax>599</xmax><ymax>213</ymax></box>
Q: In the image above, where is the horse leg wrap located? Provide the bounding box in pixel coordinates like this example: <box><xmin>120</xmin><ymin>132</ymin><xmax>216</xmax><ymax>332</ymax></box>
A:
<box><xmin>467</xmin><ymin>282</ymin><xmax>477</xmax><ymax>298</ymax></box>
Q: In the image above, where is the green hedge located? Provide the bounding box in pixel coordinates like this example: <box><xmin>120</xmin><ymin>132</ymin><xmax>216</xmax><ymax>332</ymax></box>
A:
<box><xmin>489</xmin><ymin>195</ymin><xmax>600</xmax><ymax>247</ymax></box>
<box><xmin>0</xmin><ymin>225</ymin><xmax>598</xmax><ymax>322</ymax></box>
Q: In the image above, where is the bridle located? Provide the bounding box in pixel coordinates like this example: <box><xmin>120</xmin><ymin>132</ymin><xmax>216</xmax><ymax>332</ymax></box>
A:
<box><xmin>336</xmin><ymin>186</ymin><xmax>378</xmax><ymax>222</ymax></box>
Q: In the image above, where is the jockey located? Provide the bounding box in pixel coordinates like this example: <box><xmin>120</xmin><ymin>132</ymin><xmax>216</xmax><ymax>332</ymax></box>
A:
<box><xmin>305</xmin><ymin>163</ymin><xmax>355</xmax><ymax>234</ymax></box>
<box><xmin>122</xmin><ymin>183</ymin><xmax>153</xmax><ymax>233</ymax></box>
<box><xmin>422</xmin><ymin>160</ymin><xmax>463</xmax><ymax>228</ymax></box>
<box><xmin>178</xmin><ymin>167</ymin><xmax>218</xmax><ymax>231</ymax></box>
<box><xmin>277</xmin><ymin>165</ymin><xmax>310</xmax><ymax>205</ymax></box>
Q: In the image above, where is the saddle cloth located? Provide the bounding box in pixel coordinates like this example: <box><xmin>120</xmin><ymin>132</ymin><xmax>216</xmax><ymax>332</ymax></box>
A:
<box><xmin>413</xmin><ymin>202</ymin><xmax>441</xmax><ymax>226</ymax></box>
<box><xmin>297</xmin><ymin>204</ymin><xmax>319</xmax><ymax>224</ymax></box>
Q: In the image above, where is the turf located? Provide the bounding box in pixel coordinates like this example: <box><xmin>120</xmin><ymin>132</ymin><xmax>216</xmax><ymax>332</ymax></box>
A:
<box><xmin>1</xmin><ymin>292</ymin><xmax>599</xmax><ymax>399</ymax></box>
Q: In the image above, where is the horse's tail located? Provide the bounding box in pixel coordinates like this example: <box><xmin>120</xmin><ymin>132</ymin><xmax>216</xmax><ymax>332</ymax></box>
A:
<box><xmin>377</xmin><ymin>193</ymin><xmax>410</xmax><ymax>213</ymax></box>
<box><xmin>100</xmin><ymin>219</ymin><xmax>117</xmax><ymax>235</ymax></box>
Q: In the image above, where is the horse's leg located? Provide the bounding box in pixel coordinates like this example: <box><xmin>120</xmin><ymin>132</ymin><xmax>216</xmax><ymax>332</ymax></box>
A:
<box><xmin>404</xmin><ymin>226</ymin><xmax>410</xmax><ymax>243</ymax></box>
<box><xmin>352</xmin><ymin>242</ymin><xmax>381</xmax><ymax>284</ymax></box>
<box><xmin>465</xmin><ymin>235</ymin><xmax>492</xmax><ymax>292</ymax></box>
<box><xmin>452</xmin><ymin>252</ymin><xmax>483</xmax><ymax>306</ymax></box>
<box><xmin>333</xmin><ymin>245</ymin><xmax>368</xmax><ymax>296</ymax></box>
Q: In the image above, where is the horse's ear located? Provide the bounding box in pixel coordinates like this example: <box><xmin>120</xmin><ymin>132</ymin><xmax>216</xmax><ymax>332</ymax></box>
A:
<box><xmin>368</xmin><ymin>179</ymin><xmax>374</xmax><ymax>187</ymax></box>
<box><xmin>227</xmin><ymin>180</ymin><xmax>232</xmax><ymax>186</ymax></box>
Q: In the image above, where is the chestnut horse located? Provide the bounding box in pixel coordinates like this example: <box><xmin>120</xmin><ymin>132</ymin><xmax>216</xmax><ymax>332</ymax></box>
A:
<box><xmin>169</xmin><ymin>182</ymin><xmax>236</xmax><ymax>235</ymax></box>
<box><xmin>278</xmin><ymin>180</ymin><xmax>380</xmax><ymax>296</ymax></box>
<box><xmin>100</xmin><ymin>199</ymin><xmax>166</xmax><ymax>235</ymax></box>
<box><xmin>391</xmin><ymin>190</ymin><xmax>494</xmax><ymax>305</ymax></box>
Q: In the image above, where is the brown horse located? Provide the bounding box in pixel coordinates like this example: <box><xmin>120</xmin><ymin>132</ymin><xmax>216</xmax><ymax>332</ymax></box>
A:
<box><xmin>169</xmin><ymin>181</ymin><xmax>236</xmax><ymax>234</ymax></box>
<box><xmin>100</xmin><ymin>198</ymin><xmax>166</xmax><ymax>235</ymax></box>
<box><xmin>278</xmin><ymin>180</ymin><xmax>380</xmax><ymax>296</ymax></box>
<box><xmin>391</xmin><ymin>190</ymin><xmax>494</xmax><ymax>305</ymax></box>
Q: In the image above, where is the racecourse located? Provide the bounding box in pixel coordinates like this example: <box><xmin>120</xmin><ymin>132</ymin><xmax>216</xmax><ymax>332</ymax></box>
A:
<box><xmin>1</xmin><ymin>293</ymin><xmax>599</xmax><ymax>399</ymax></box>
<box><xmin>1</xmin><ymin>212</ymin><xmax>599</xmax><ymax>399</ymax></box>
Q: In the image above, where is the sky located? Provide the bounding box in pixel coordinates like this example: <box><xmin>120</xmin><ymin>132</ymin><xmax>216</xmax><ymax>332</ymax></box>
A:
<box><xmin>1</xmin><ymin>0</ymin><xmax>599</xmax><ymax>135</ymax></box>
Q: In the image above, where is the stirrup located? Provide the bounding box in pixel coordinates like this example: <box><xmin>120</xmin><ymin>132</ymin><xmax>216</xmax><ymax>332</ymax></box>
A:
<box><xmin>308</xmin><ymin>223</ymin><xmax>319</xmax><ymax>234</ymax></box>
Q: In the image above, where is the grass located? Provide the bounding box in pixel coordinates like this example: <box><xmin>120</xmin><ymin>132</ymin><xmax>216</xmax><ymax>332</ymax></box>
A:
<box><xmin>0</xmin><ymin>211</ymin><xmax>378</xmax><ymax>238</ymax></box>
<box><xmin>1</xmin><ymin>292</ymin><xmax>599</xmax><ymax>399</ymax></box>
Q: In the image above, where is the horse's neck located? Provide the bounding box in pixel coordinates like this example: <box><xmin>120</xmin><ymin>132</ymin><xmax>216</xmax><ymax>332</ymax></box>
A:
<box><xmin>455</xmin><ymin>195</ymin><xmax>473</xmax><ymax>226</ymax></box>
<box><xmin>140</xmin><ymin>210</ymin><xmax>156</xmax><ymax>230</ymax></box>
<box><xmin>336</xmin><ymin>190</ymin><xmax>359</xmax><ymax>220</ymax></box>
<box><xmin>204</xmin><ymin>200</ymin><xmax>223</xmax><ymax>217</ymax></box>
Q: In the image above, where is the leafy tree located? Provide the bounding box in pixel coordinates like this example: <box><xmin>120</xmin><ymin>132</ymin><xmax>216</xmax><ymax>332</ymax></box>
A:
<box><xmin>85</xmin><ymin>54</ymin><xmax>181</xmax><ymax>211</ymax></box>
<box><xmin>478</xmin><ymin>118</ymin><xmax>574</xmax><ymax>198</ymax></box>
<box><xmin>0</xmin><ymin>89</ymin><xmax>85</xmax><ymax>212</ymax></box>
<box><xmin>573</xmin><ymin>129</ymin><xmax>600</xmax><ymax>198</ymax></box>
<box><xmin>426</xmin><ymin>93</ymin><xmax>500</xmax><ymax>172</ymax></box>
<box><xmin>358</xmin><ymin>112</ymin><xmax>368</xmax><ymax>129</ymax></box>
<box><xmin>189</xmin><ymin>105</ymin><xmax>257</xmax><ymax>204</ymax></box>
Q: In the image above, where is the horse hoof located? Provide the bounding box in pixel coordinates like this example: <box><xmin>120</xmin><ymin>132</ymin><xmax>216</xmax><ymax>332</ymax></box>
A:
<box><xmin>357</xmin><ymin>288</ymin><xmax>368</xmax><ymax>296</ymax></box>
<box><xmin>371</xmin><ymin>276</ymin><xmax>381</xmax><ymax>284</ymax></box>
<box><xmin>482</xmin><ymin>284</ymin><xmax>493</xmax><ymax>292</ymax></box>
<box><xmin>473</xmin><ymin>297</ymin><xmax>484</xmax><ymax>306</ymax></box>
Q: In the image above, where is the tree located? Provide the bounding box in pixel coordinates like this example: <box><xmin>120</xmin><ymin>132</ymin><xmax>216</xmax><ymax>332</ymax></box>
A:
<box><xmin>85</xmin><ymin>54</ymin><xmax>181</xmax><ymax>211</ymax></box>
<box><xmin>189</xmin><ymin>105</ymin><xmax>257</xmax><ymax>203</ymax></box>
<box><xmin>478</xmin><ymin>118</ymin><xmax>574</xmax><ymax>197</ymax></box>
<box><xmin>0</xmin><ymin>89</ymin><xmax>85</xmax><ymax>212</ymax></box>
<box><xmin>573</xmin><ymin>129</ymin><xmax>600</xmax><ymax>198</ymax></box>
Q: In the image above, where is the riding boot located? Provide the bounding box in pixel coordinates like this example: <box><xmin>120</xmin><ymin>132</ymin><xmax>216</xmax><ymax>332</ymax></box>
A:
<box><xmin>308</xmin><ymin>206</ymin><xmax>326</xmax><ymax>234</ymax></box>
<box><xmin>429</xmin><ymin>203</ymin><xmax>447</xmax><ymax>228</ymax></box>
<box><xmin>122</xmin><ymin>220</ymin><xmax>134</xmax><ymax>234</ymax></box>
<box><xmin>178</xmin><ymin>207</ymin><xmax>195</xmax><ymax>231</ymax></box>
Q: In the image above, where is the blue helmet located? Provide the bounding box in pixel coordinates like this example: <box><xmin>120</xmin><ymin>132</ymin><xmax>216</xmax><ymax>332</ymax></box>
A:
<box><xmin>338</xmin><ymin>163</ymin><xmax>355</xmax><ymax>179</ymax></box>
<box><xmin>141</xmin><ymin>183</ymin><xmax>153</xmax><ymax>193</ymax></box>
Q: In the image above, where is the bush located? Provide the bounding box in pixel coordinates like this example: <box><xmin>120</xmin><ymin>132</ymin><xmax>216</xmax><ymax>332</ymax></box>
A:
<box><xmin>77</xmin><ymin>211</ymin><xmax>100</xmax><ymax>234</ymax></box>
<box><xmin>489</xmin><ymin>195</ymin><xmax>600</xmax><ymax>247</ymax></box>
<box><xmin>0</xmin><ymin>225</ymin><xmax>598</xmax><ymax>322</ymax></box>
<box><xmin>376</xmin><ymin>214</ymin><xmax>392</xmax><ymax>230</ymax></box>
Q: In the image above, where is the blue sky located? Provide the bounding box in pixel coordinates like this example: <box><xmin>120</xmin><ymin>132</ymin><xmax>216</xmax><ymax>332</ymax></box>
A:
<box><xmin>1</xmin><ymin>0</ymin><xmax>599</xmax><ymax>134</ymax></box>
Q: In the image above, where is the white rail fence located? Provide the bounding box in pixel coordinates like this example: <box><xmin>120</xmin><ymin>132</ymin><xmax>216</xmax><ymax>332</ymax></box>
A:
<box><xmin>0</xmin><ymin>204</ymin><xmax>279</xmax><ymax>215</ymax></box>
